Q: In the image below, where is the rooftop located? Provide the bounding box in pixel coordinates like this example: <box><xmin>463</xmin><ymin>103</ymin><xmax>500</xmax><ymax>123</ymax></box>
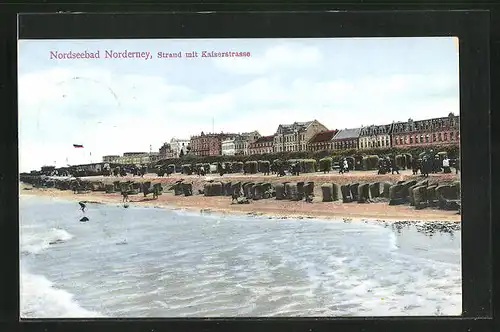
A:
<box><xmin>359</xmin><ymin>124</ymin><xmax>393</xmax><ymax>136</ymax></box>
<box><xmin>123</xmin><ymin>152</ymin><xmax>148</xmax><ymax>156</ymax></box>
<box><xmin>253</xmin><ymin>135</ymin><xmax>275</xmax><ymax>144</ymax></box>
<box><xmin>333</xmin><ymin>128</ymin><xmax>361</xmax><ymax>140</ymax></box>
<box><xmin>192</xmin><ymin>131</ymin><xmax>238</xmax><ymax>138</ymax></box>
<box><xmin>278</xmin><ymin>120</ymin><xmax>314</xmax><ymax>133</ymax></box>
<box><xmin>309</xmin><ymin>130</ymin><xmax>338</xmax><ymax>143</ymax></box>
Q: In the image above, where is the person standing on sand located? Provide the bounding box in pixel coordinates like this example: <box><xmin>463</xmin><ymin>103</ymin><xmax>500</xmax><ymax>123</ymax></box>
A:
<box><xmin>411</xmin><ymin>158</ymin><xmax>419</xmax><ymax>175</ymax></box>
<box><xmin>422</xmin><ymin>157</ymin><xmax>431</xmax><ymax>177</ymax></box>
<box><xmin>442</xmin><ymin>157</ymin><xmax>451</xmax><ymax>173</ymax></box>
<box><xmin>121</xmin><ymin>190</ymin><xmax>129</xmax><ymax>202</ymax></box>
<box><xmin>390</xmin><ymin>158</ymin><xmax>399</xmax><ymax>175</ymax></box>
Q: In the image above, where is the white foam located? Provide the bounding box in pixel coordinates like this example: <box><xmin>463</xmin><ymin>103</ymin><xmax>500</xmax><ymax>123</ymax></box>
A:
<box><xmin>20</xmin><ymin>267</ymin><xmax>102</xmax><ymax>318</ymax></box>
<box><xmin>387</xmin><ymin>231</ymin><xmax>399</xmax><ymax>251</ymax></box>
<box><xmin>20</xmin><ymin>227</ymin><xmax>74</xmax><ymax>254</ymax></box>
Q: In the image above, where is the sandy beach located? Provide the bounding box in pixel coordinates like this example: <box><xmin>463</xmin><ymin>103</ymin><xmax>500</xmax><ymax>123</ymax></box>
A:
<box><xmin>20</xmin><ymin>170</ymin><xmax>461</xmax><ymax>222</ymax></box>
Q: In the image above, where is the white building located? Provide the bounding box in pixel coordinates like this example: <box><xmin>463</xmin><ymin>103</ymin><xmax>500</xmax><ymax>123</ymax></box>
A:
<box><xmin>358</xmin><ymin>124</ymin><xmax>393</xmax><ymax>149</ymax></box>
<box><xmin>170</xmin><ymin>138</ymin><xmax>190</xmax><ymax>158</ymax></box>
<box><xmin>102</xmin><ymin>155</ymin><xmax>120</xmax><ymax>163</ymax></box>
<box><xmin>221</xmin><ymin>138</ymin><xmax>236</xmax><ymax>156</ymax></box>
<box><xmin>115</xmin><ymin>152</ymin><xmax>159</xmax><ymax>165</ymax></box>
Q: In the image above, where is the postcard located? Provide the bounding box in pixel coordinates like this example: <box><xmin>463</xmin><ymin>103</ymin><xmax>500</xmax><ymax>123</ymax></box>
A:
<box><xmin>18</xmin><ymin>37</ymin><xmax>461</xmax><ymax>318</ymax></box>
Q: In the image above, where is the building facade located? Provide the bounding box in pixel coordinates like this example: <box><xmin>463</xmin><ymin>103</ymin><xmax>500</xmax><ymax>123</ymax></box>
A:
<box><xmin>358</xmin><ymin>124</ymin><xmax>393</xmax><ymax>150</ymax></box>
<box><xmin>115</xmin><ymin>152</ymin><xmax>149</xmax><ymax>164</ymax></box>
<box><xmin>273</xmin><ymin>120</ymin><xmax>328</xmax><ymax>153</ymax></box>
<box><xmin>221</xmin><ymin>139</ymin><xmax>236</xmax><ymax>156</ymax></box>
<box><xmin>113</xmin><ymin>152</ymin><xmax>159</xmax><ymax>165</ymax></box>
<box><xmin>248</xmin><ymin>135</ymin><xmax>274</xmax><ymax>155</ymax></box>
<box><xmin>391</xmin><ymin>113</ymin><xmax>460</xmax><ymax>148</ymax></box>
<box><xmin>148</xmin><ymin>152</ymin><xmax>161</xmax><ymax>163</ymax></box>
<box><xmin>190</xmin><ymin>132</ymin><xmax>237</xmax><ymax>157</ymax></box>
<box><xmin>170</xmin><ymin>138</ymin><xmax>190</xmax><ymax>158</ymax></box>
<box><xmin>234</xmin><ymin>131</ymin><xmax>261</xmax><ymax>155</ymax></box>
<box><xmin>332</xmin><ymin>128</ymin><xmax>361</xmax><ymax>150</ymax></box>
<box><xmin>102</xmin><ymin>155</ymin><xmax>120</xmax><ymax>163</ymax></box>
<box><xmin>158</xmin><ymin>143</ymin><xmax>175</xmax><ymax>159</ymax></box>
<box><xmin>307</xmin><ymin>130</ymin><xmax>338</xmax><ymax>152</ymax></box>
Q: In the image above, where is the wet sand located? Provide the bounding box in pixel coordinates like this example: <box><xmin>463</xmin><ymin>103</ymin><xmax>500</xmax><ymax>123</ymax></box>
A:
<box><xmin>20</xmin><ymin>170</ymin><xmax>461</xmax><ymax>222</ymax></box>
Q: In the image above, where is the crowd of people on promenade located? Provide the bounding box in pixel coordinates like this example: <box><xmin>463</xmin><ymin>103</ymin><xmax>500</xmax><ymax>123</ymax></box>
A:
<box><xmin>336</xmin><ymin>155</ymin><xmax>458</xmax><ymax>177</ymax></box>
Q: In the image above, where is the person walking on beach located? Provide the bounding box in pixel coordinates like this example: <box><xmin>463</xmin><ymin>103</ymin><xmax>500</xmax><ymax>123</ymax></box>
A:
<box><xmin>343</xmin><ymin>159</ymin><xmax>349</xmax><ymax>173</ymax></box>
<box><xmin>121</xmin><ymin>189</ymin><xmax>130</xmax><ymax>203</ymax></box>
<box><xmin>411</xmin><ymin>158</ymin><xmax>419</xmax><ymax>175</ymax></box>
<box><xmin>421</xmin><ymin>157</ymin><xmax>431</xmax><ymax>177</ymax></box>
<box><xmin>390</xmin><ymin>158</ymin><xmax>399</xmax><ymax>175</ymax></box>
<box><xmin>442</xmin><ymin>157</ymin><xmax>451</xmax><ymax>173</ymax></box>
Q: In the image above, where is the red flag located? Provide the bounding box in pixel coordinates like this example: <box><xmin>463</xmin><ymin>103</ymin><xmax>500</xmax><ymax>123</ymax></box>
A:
<box><xmin>73</xmin><ymin>144</ymin><xmax>84</xmax><ymax>148</ymax></box>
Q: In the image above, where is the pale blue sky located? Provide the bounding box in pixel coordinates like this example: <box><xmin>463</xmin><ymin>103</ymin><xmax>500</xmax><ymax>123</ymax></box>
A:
<box><xmin>18</xmin><ymin>37</ymin><xmax>459</xmax><ymax>172</ymax></box>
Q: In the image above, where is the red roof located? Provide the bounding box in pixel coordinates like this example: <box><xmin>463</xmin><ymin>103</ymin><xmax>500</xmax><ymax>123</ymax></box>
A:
<box><xmin>309</xmin><ymin>130</ymin><xmax>337</xmax><ymax>143</ymax></box>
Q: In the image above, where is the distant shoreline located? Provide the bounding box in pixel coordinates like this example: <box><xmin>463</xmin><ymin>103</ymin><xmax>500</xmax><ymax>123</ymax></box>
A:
<box><xmin>19</xmin><ymin>178</ymin><xmax>461</xmax><ymax>223</ymax></box>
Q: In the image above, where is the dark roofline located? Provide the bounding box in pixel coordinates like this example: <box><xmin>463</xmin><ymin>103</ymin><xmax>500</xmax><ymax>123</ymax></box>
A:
<box><xmin>309</xmin><ymin>130</ymin><xmax>338</xmax><ymax>143</ymax></box>
<box><xmin>332</xmin><ymin>127</ymin><xmax>361</xmax><ymax>140</ymax></box>
<box><xmin>252</xmin><ymin>135</ymin><xmax>275</xmax><ymax>144</ymax></box>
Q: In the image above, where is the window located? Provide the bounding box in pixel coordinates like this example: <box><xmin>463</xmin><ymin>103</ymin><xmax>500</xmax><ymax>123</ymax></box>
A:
<box><xmin>450</xmin><ymin>132</ymin><xmax>454</xmax><ymax>140</ymax></box>
<box><xmin>426</xmin><ymin>135</ymin><xmax>429</xmax><ymax>143</ymax></box>
<box><xmin>438</xmin><ymin>133</ymin><xmax>442</xmax><ymax>141</ymax></box>
<box><xmin>444</xmin><ymin>133</ymin><xmax>448</xmax><ymax>141</ymax></box>
<box><xmin>432</xmin><ymin>134</ymin><xmax>436</xmax><ymax>141</ymax></box>
<box><xmin>410</xmin><ymin>137</ymin><xmax>413</xmax><ymax>144</ymax></box>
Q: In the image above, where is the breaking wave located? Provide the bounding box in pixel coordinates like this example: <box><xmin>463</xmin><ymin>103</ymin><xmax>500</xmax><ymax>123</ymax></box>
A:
<box><xmin>20</xmin><ymin>227</ymin><xmax>73</xmax><ymax>255</ymax></box>
<box><xmin>20</xmin><ymin>266</ymin><xmax>102</xmax><ymax>318</ymax></box>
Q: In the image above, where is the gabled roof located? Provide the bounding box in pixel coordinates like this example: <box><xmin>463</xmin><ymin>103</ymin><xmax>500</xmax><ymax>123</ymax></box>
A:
<box><xmin>332</xmin><ymin>128</ymin><xmax>361</xmax><ymax>140</ymax></box>
<box><xmin>309</xmin><ymin>130</ymin><xmax>337</xmax><ymax>143</ymax></box>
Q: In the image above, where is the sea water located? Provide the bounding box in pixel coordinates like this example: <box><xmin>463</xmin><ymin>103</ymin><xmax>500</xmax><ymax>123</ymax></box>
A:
<box><xmin>19</xmin><ymin>194</ymin><xmax>461</xmax><ymax>318</ymax></box>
